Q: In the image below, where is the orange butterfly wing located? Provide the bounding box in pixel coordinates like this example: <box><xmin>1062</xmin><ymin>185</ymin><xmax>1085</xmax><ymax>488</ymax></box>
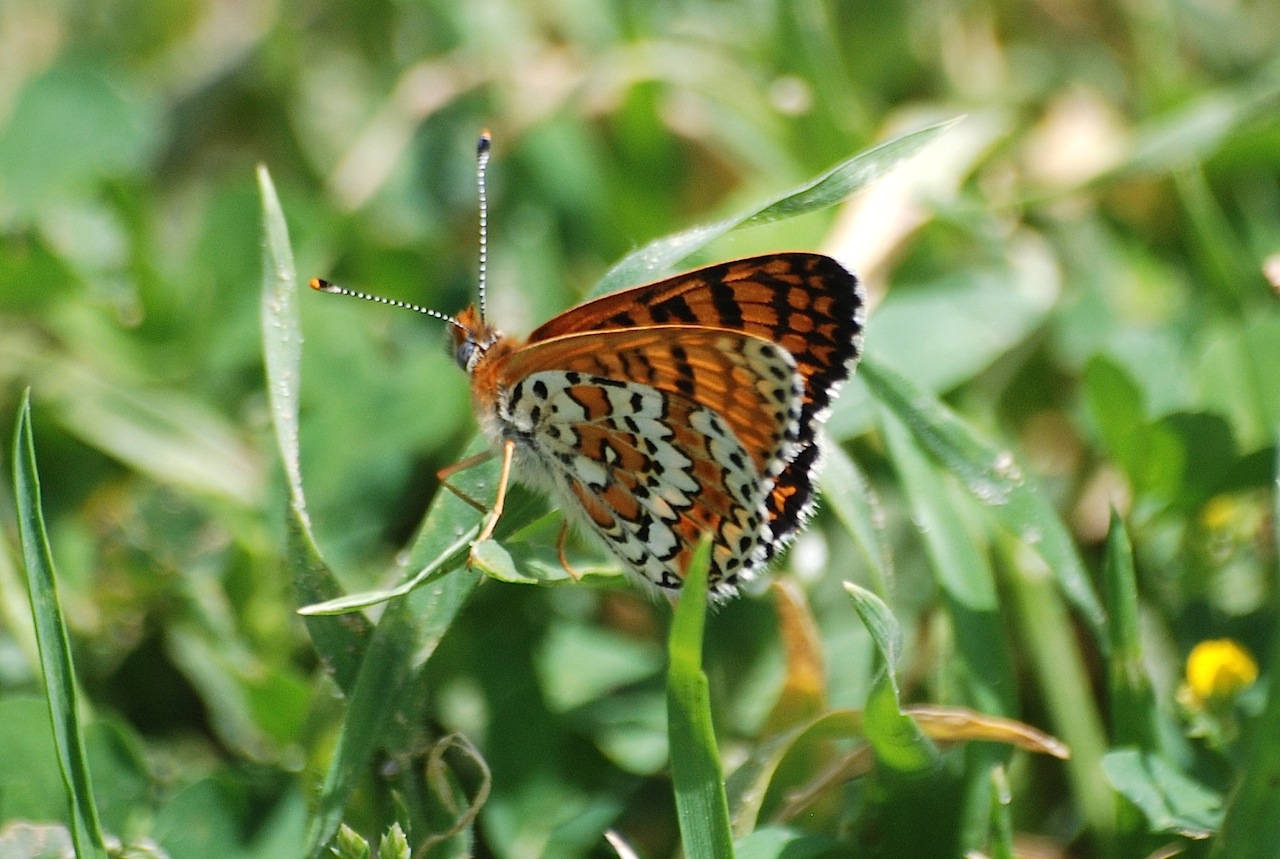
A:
<box><xmin>526</xmin><ymin>253</ymin><xmax>866</xmax><ymax>557</ymax></box>
<box><xmin>482</xmin><ymin>326</ymin><xmax>805</xmax><ymax>594</ymax></box>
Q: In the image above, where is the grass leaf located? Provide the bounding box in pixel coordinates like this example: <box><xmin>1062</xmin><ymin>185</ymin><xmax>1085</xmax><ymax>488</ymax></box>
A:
<box><xmin>879</xmin><ymin>406</ymin><xmax>1016</xmax><ymax>718</ymax></box>
<box><xmin>301</xmin><ymin>442</ymin><xmax>495</xmax><ymax>855</ymax></box>
<box><xmin>12</xmin><ymin>391</ymin><xmax>107</xmax><ymax>859</ymax></box>
<box><xmin>818</xmin><ymin>443</ymin><xmax>893</xmax><ymax>596</ymax></box>
<box><xmin>1102</xmin><ymin>750</ymin><xmax>1221</xmax><ymax>838</ymax></box>
<box><xmin>1103</xmin><ymin>511</ymin><xmax>1159</xmax><ymax>751</ymax></box>
<box><xmin>860</xmin><ymin>357</ymin><xmax>1107</xmax><ymax>649</ymax></box>
<box><xmin>843</xmin><ymin>583</ymin><xmax>937</xmax><ymax>773</ymax></box>
<box><xmin>303</xmin><ymin>597</ymin><xmax>421</xmax><ymax>857</ymax></box>
<box><xmin>591</xmin><ymin>118</ymin><xmax>960</xmax><ymax>297</ymax></box>
<box><xmin>258</xmin><ymin>164</ymin><xmax>372</xmax><ymax>692</ymax></box>
<box><xmin>668</xmin><ymin>538</ymin><xmax>734</xmax><ymax>859</ymax></box>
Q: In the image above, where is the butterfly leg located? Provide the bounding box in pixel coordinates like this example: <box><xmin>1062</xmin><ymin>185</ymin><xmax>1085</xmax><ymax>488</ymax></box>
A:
<box><xmin>475</xmin><ymin>438</ymin><xmax>516</xmax><ymax>544</ymax></box>
<box><xmin>437</xmin><ymin>450</ymin><xmax>495</xmax><ymax>513</ymax></box>
<box><xmin>556</xmin><ymin>521</ymin><xmax>582</xmax><ymax>581</ymax></box>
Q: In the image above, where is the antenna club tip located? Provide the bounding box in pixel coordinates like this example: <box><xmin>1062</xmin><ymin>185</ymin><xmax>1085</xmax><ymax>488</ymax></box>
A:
<box><xmin>477</xmin><ymin>129</ymin><xmax>492</xmax><ymax>155</ymax></box>
<box><xmin>310</xmin><ymin>278</ymin><xmax>340</xmax><ymax>293</ymax></box>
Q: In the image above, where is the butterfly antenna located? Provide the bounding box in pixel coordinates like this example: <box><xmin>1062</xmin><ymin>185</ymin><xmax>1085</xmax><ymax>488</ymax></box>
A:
<box><xmin>476</xmin><ymin>129</ymin><xmax>492</xmax><ymax>325</ymax></box>
<box><xmin>308</xmin><ymin>279</ymin><xmax>469</xmax><ymax>334</ymax></box>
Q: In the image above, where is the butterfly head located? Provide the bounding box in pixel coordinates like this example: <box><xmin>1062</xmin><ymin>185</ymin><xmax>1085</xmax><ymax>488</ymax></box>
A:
<box><xmin>451</xmin><ymin>304</ymin><xmax>502</xmax><ymax>373</ymax></box>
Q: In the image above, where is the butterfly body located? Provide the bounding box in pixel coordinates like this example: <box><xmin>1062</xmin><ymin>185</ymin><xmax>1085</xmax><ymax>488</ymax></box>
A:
<box><xmin>450</xmin><ymin>252</ymin><xmax>866</xmax><ymax>599</ymax></box>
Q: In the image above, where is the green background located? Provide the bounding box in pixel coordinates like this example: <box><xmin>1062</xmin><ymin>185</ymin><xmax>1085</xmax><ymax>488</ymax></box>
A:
<box><xmin>1</xmin><ymin>0</ymin><xmax>1278</xmax><ymax>857</ymax></box>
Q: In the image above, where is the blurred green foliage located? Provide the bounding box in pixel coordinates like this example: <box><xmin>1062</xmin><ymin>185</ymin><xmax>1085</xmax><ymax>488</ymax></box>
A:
<box><xmin>2</xmin><ymin>0</ymin><xmax>1280</xmax><ymax>857</ymax></box>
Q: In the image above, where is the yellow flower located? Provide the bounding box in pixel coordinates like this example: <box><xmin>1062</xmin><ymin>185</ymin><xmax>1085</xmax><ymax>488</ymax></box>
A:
<box><xmin>1185</xmin><ymin>639</ymin><xmax>1258</xmax><ymax>703</ymax></box>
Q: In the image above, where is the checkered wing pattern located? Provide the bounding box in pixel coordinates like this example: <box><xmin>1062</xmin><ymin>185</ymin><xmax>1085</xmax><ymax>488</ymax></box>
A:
<box><xmin>484</xmin><ymin>327</ymin><xmax>805</xmax><ymax>597</ymax></box>
<box><xmin>524</xmin><ymin>253</ymin><xmax>866</xmax><ymax>561</ymax></box>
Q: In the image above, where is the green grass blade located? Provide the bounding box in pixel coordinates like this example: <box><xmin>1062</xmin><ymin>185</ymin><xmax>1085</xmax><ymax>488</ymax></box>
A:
<box><xmin>257</xmin><ymin>164</ymin><xmax>308</xmax><ymax>525</ymax></box>
<box><xmin>819</xmin><ymin>443</ymin><xmax>893</xmax><ymax>597</ymax></box>
<box><xmin>741</xmin><ymin>118</ymin><xmax>961</xmax><ymax>225</ymax></box>
<box><xmin>860</xmin><ymin>357</ymin><xmax>1107</xmax><ymax>649</ymax></box>
<box><xmin>12</xmin><ymin>391</ymin><xmax>107</xmax><ymax>859</ymax></box>
<box><xmin>1102</xmin><ymin>511</ymin><xmax>1163</xmax><ymax>850</ymax></box>
<box><xmin>877</xmin><ymin>404</ymin><xmax>1021</xmax><ymax>846</ymax></box>
<box><xmin>297</xmin><ymin>530</ymin><xmax>475</xmax><ymax>615</ymax></box>
<box><xmin>879</xmin><ymin>407</ymin><xmax>1015</xmax><ymax>718</ymax></box>
<box><xmin>843</xmin><ymin>583</ymin><xmax>937</xmax><ymax>772</ymax></box>
<box><xmin>1103</xmin><ymin>511</ymin><xmax>1159</xmax><ymax>750</ymax></box>
<box><xmin>304</xmin><ymin>596</ymin><xmax>419</xmax><ymax>857</ymax></box>
<box><xmin>1118</xmin><ymin>81</ymin><xmax>1280</xmax><ymax>179</ymax></box>
<box><xmin>256</xmin><ymin>167</ymin><xmax>522</xmax><ymax>854</ymax></box>
<box><xmin>999</xmin><ymin>533</ymin><xmax>1114</xmax><ymax>838</ymax></box>
<box><xmin>591</xmin><ymin>118</ymin><xmax>960</xmax><ymax>297</ymax></box>
<box><xmin>667</xmin><ymin>538</ymin><xmax>734</xmax><ymax>859</ymax></box>
<box><xmin>257</xmin><ymin>164</ymin><xmax>372</xmax><ymax>691</ymax></box>
<box><xmin>39</xmin><ymin>363</ymin><xmax>262</xmax><ymax>506</ymax></box>
<box><xmin>987</xmin><ymin>766</ymin><xmax>1015</xmax><ymax>859</ymax></box>
<box><xmin>303</xmin><ymin>445</ymin><xmax>491</xmax><ymax>856</ymax></box>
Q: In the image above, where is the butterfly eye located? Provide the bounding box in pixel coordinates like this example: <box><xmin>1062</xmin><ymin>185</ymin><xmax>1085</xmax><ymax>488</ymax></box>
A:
<box><xmin>455</xmin><ymin>339</ymin><xmax>479</xmax><ymax>372</ymax></box>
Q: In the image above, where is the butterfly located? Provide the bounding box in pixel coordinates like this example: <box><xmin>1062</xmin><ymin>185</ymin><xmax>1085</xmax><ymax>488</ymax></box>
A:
<box><xmin>312</xmin><ymin>132</ymin><xmax>866</xmax><ymax>600</ymax></box>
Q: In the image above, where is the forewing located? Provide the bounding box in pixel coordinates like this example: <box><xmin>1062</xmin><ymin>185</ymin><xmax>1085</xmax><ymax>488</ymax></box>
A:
<box><xmin>527</xmin><ymin>252</ymin><xmax>866</xmax><ymax>427</ymax></box>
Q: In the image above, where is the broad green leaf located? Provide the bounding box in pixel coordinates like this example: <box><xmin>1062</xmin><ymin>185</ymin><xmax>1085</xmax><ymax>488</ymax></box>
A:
<box><xmin>468</xmin><ymin>537</ymin><xmax>520</xmax><ymax>582</ymax></box>
<box><xmin>536</xmin><ymin>624</ymin><xmax>663</xmax><ymax>714</ymax></box>
<box><xmin>591</xmin><ymin>118</ymin><xmax>960</xmax><ymax>297</ymax></box>
<box><xmin>588</xmin><ymin>691</ymin><xmax>670</xmax><ymax>776</ymax></box>
<box><xmin>668</xmin><ymin>538</ymin><xmax>734</xmax><ymax>859</ymax></box>
<box><xmin>1119</xmin><ymin>81</ymin><xmax>1280</xmax><ymax>178</ymax></box>
<box><xmin>0</xmin><ymin>61</ymin><xmax>159</xmax><ymax>213</ymax></box>
<box><xmin>12</xmin><ymin>392</ymin><xmax>107</xmax><ymax>859</ymax></box>
<box><xmin>1199</xmin><ymin>315</ymin><xmax>1280</xmax><ymax>451</ymax></box>
<box><xmin>1083</xmin><ymin>356</ymin><xmax>1183</xmax><ymax>502</ymax></box>
<box><xmin>153</xmin><ymin>778</ymin><xmax>246</xmax><ymax>858</ymax></box>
